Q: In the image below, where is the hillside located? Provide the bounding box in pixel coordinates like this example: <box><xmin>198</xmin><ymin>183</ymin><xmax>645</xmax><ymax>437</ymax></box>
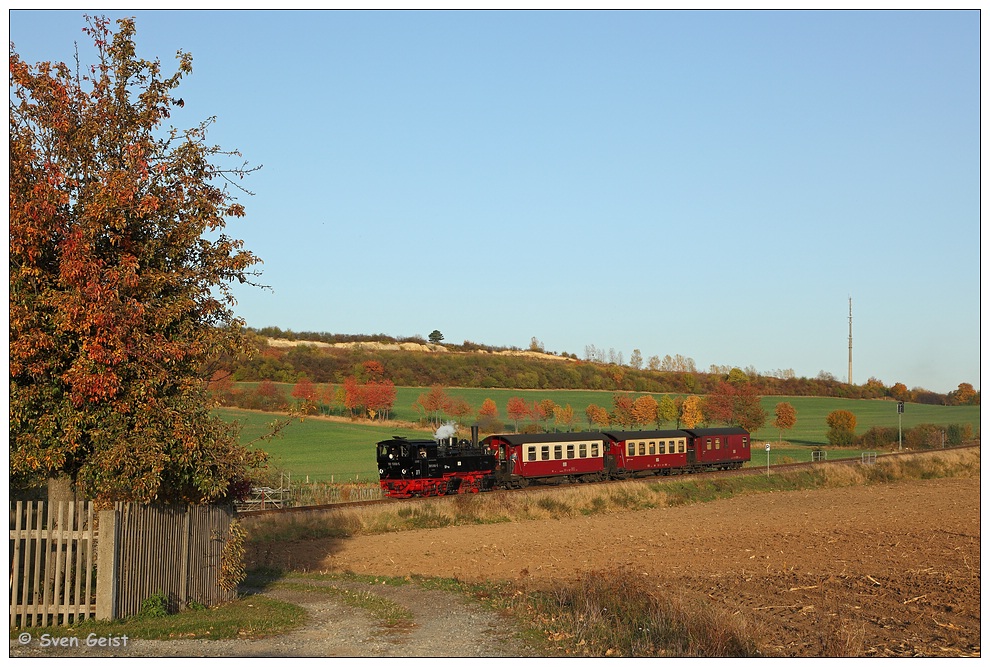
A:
<box><xmin>226</xmin><ymin>331</ymin><xmax>976</xmax><ymax>406</ymax></box>
<box><xmin>263</xmin><ymin>337</ymin><xmax>567</xmax><ymax>363</ymax></box>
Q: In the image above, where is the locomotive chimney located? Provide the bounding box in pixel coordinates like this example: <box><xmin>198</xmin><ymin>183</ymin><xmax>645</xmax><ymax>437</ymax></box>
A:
<box><xmin>471</xmin><ymin>424</ymin><xmax>479</xmax><ymax>448</ymax></box>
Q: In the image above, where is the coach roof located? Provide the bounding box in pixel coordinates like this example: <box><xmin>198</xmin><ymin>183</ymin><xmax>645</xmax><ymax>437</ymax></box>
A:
<box><xmin>482</xmin><ymin>432</ymin><xmax>607</xmax><ymax>446</ymax></box>
<box><xmin>603</xmin><ymin>430</ymin><xmax>691</xmax><ymax>441</ymax></box>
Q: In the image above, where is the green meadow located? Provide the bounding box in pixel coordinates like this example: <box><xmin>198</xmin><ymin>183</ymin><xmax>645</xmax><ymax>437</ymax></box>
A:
<box><xmin>220</xmin><ymin>389</ymin><xmax>979</xmax><ymax>483</ymax></box>
<box><xmin>220</xmin><ymin>408</ymin><xmax>408</xmax><ymax>483</ymax></box>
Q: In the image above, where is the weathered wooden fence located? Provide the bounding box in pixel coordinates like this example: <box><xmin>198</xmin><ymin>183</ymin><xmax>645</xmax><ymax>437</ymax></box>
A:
<box><xmin>112</xmin><ymin>503</ymin><xmax>236</xmax><ymax>618</ymax></box>
<box><xmin>9</xmin><ymin>501</ymin><xmax>236</xmax><ymax>627</ymax></box>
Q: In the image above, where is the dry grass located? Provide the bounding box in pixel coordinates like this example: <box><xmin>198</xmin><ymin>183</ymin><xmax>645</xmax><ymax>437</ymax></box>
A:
<box><xmin>243</xmin><ymin>448</ymin><xmax>979</xmax><ymax>544</ymax></box>
<box><xmin>506</xmin><ymin>568</ymin><xmax>759</xmax><ymax>657</ymax></box>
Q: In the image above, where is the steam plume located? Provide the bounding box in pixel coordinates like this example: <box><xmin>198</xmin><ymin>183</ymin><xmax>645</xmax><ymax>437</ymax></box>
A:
<box><xmin>433</xmin><ymin>421</ymin><xmax>457</xmax><ymax>441</ymax></box>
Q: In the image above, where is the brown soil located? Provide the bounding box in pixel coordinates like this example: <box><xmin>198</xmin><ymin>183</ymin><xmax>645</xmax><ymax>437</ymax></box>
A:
<box><xmin>13</xmin><ymin>476</ymin><xmax>978</xmax><ymax>657</ymax></box>
<box><xmin>251</xmin><ymin>476</ymin><xmax>981</xmax><ymax>657</ymax></box>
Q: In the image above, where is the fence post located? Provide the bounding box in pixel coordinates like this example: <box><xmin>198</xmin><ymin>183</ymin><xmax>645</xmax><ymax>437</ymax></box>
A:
<box><xmin>179</xmin><ymin>506</ymin><xmax>191</xmax><ymax>610</ymax></box>
<box><xmin>95</xmin><ymin>509</ymin><xmax>120</xmax><ymax>621</ymax></box>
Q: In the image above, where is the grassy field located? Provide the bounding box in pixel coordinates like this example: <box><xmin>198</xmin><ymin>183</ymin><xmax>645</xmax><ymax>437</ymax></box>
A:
<box><xmin>220</xmin><ymin>389</ymin><xmax>979</xmax><ymax>483</ymax></box>
<box><xmin>221</xmin><ymin>408</ymin><xmax>410</xmax><ymax>483</ymax></box>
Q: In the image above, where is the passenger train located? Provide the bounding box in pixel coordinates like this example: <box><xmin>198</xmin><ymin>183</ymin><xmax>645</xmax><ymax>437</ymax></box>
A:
<box><xmin>377</xmin><ymin>426</ymin><xmax>751</xmax><ymax>498</ymax></box>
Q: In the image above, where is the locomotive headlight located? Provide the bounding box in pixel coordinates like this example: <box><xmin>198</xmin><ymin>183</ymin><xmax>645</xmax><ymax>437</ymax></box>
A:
<box><xmin>379</xmin><ymin>469</ymin><xmax>384</xmax><ymax>475</ymax></box>
<box><xmin>401</xmin><ymin>469</ymin><xmax>407</xmax><ymax>474</ymax></box>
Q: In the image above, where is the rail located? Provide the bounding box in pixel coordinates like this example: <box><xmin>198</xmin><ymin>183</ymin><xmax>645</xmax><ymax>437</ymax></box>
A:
<box><xmin>237</xmin><ymin>443</ymin><xmax>979</xmax><ymax>516</ymax></box>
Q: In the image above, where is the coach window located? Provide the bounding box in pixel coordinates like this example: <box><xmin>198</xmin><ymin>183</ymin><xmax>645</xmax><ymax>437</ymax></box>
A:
<box><xmin>579</xmin><ymin>443</ymin><xmax>588</xmax><ymax>458</ymax></box>
<box><xmin>649</xmin><ymin>441</ymin><xmax>656</xmax><ymax>455</ymax></box>
<box><xmin>527</xmin><ymin>446</ymin><xmax>537</xmax><ymax>462</ymax></box>
<box><xmin>706</xmin><ymin>438</ymin><xmax>712</xmax><ymax>451</ymax></box>
<box><xmin>743</xmin><ymin>437</ymin><xmax>749</xmax><ymax>448</ymax></box>
<box><xmin>715</xmin><ymin>438</ymin><xmax>721</xmax><ymax>450</ymax></box>
<box><xmin>591</xmin><ymin>443</ymin><xmax>600</xmax><ymax>457</ymax></box>
<box><xmin>678</xmin><ymin>439</ymin><xmax>685</xmax><ymax>453</ymax></box>
<box><xmin>554</xmin><ymin>445</ymin><xmax>562</xmax><ymax>460</ymax></box>
<box><xmin>638</xmin><ymin>442</ymin><xmax>646</xmax><ymax>456</ymax></box>
<box><xmin>566</xmin><ymin>444</ymin><xmax>575</xmax><ymax>459</ymax></box>
<box><xmin>627</xmin><ymin>442</ymin><xmax>635</xmax><ymax>457</ymax></box>
<box><xmin>541</xmin><ymin>446</ymin><xmax>550</xmax><ymax>461</ymax></box>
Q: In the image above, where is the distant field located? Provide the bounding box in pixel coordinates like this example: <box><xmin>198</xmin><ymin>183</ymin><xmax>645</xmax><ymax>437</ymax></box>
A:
<box><xmin>220</xmin><ymin>388</ymin><xmax>979</xmax><ymax>483</ymax></box>
<box><xmin>220</xmin><ymin>408</ymin><xmax>406</xmax><ymax>483</ymax></box>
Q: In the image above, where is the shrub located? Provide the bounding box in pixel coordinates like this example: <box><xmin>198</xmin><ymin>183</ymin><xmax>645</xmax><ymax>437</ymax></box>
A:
<box><xmin>140</xmin><ymin>592</ymin><xmax>170</xmax><ymax>618</ymax></box>
<box><xmin>904</xmin><ymin>423</ymin><xmax>948</xmax><ymax>449</ymax></box>
<box><xmin>856</xmin><ymin>426</ymin><xmax>898</xmax><ymax>449</ymax></box>
<box><xmin>946</xmin><ymin>423</ymin><xmax>973</xmax><ymax>446</ymax></box>
<box><xmin>825</xmin><ymin>410</ymin><xmax>857</xmax><ymax>446</ymax></box>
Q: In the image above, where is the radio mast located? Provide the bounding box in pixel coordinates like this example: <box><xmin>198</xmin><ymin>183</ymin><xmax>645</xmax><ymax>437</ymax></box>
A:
<box><xmin>847</xmin><ymin>297</ymin><xmax>853</xmax><ymax>385</ymax></box>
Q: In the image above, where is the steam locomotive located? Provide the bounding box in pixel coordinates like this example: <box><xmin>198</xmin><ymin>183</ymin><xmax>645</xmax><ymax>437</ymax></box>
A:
<box><xmin>376</xmin><ymin>426</ymin><xmax>751</xmax><ymax>498</ymax></box>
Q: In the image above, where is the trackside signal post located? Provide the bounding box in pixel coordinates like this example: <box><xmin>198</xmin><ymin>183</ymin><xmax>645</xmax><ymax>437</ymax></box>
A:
<box><xmin>765</xmin><ymin>443</ymin><xmax>771</xmax><ymax>476</ymax></box>
<box><xmin>897</xmin><ymin>401</ymin><xmax>904</xmax><ymax>450</ymax></box>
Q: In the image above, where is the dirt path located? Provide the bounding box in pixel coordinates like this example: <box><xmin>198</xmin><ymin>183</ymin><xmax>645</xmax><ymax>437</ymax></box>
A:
<box><xmin>9</xmin><ymin>578</ymin><xmax>532</xmax><ymax>658</ymax></box>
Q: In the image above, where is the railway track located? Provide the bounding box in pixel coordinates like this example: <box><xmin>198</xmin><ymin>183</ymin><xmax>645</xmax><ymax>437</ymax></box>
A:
<box><xmin>237</xmin><ymin>443</ymin><xmax>979</xmax><ymax>517</ymax></box>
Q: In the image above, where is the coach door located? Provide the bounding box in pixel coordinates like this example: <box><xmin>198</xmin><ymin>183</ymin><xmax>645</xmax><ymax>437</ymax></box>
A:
<box><xmin>686</xmin><ymin>436</ymin><xmax>697</xmax><ymax>465</ymax></box>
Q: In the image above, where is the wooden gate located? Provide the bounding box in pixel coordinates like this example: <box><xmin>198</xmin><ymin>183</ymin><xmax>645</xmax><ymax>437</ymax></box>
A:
<box><xmin>9</xmin><ymin>501</ymin><xmax>97</xmax><ymax>627</ymax></box>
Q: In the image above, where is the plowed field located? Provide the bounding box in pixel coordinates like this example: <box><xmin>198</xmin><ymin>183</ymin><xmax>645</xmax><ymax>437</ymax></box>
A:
<box><xmin>251</xmin><ymin>475</ymin><xmax>981</xmax><ymax>657</ymax></box>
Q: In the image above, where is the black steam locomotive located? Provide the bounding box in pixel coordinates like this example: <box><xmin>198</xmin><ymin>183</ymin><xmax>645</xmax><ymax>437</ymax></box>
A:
<box><xmin>376</xmin><ymin>427</ymin><xmax>497</xmax><ymax>498</ymax></box>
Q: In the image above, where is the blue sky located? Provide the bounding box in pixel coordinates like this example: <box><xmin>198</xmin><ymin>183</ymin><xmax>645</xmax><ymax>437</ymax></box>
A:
<box><xmin>9</xmin><ymin>10</ymin><xmax>981</xmax><ymax>394</ymax></box>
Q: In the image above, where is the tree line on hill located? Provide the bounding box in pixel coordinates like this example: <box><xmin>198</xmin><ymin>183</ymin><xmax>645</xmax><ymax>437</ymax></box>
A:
<box><xmin>227</xmin><ymin>331</ymin><xmax>979</xmax><ymax>406</ymax></box>
<box><xmin>212</xmin><ymin>372</ymin><xmax>974</xmax><ymax>451</ymax></box>
<box><xmin>212</xmin><ymin>372</ymin><xmax>776</xmax><ymax>434</ymax></box>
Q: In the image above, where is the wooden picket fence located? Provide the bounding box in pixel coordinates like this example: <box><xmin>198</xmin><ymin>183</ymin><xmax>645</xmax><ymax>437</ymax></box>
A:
<box><xmin>9</xmin><ymin>501</ymin><xmax>236</xmax><ymax>627</ymax></box>
<box><xmin>8</xmin><ymin>501</ymin><xmax>97</xmax><ymax>627</ymax></box>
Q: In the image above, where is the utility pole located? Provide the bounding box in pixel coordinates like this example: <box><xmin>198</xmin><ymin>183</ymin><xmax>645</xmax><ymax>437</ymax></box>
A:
<box><xmin>848</xmin><ymin>297</ymin><xmax>853</xmax><ymax>385</ymax></box>
<box><xmin>897</xmin><ymin>401</ymin><xmax>904</xmax><ymax>451</ymax></box>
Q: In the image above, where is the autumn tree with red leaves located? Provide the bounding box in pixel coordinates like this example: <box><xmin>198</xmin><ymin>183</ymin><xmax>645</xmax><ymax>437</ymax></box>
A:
<box><xmin>9</xmin><ymin>17</ymin><xmax>267</xmax><ymax>502</ymax></box>
<box><xmin>772</xmin><ymin>402</ymin><xmax>798</xmax><ymax>444</ymax></box>
<box><xmin>477</xmin><ymin>398</ymin><xmax>501</xmax><ymax>432</ymax></box>
<box><xmin>364</xmin><ymin>380</ymin><xmax>397</xmax><ymax>420</ymax></box>
<box><xmin>416</xmin><ymin>385</ymin><xmax>450</xmax><ymax>426</ymax></box>
<box><xmin>506</xmin><ymin>396</ymin><xmax>532</xmax><ymax>431</ymax></box>
<box><xmin>611</xmin><ymin>393</ymin><xmax>636</xmax><ymax>428</ymax></box>
<box><xmin>704</xmin><ymin>381</ymin><xmax>768</xmax><ymax>433</ymax></box>
<box><xmin>478</xmin><ymin>398</ymin><xmax>498</xmax><ymax>419</ymax></box>
<box><xmin>535</xmin><ymin>399</ymin><xmax>557</xmax><ymax>429</ymax></box>
<box><xmin>291</xmin><ymin>378</ymin><xmax>319</xmax><ymax>414</ymax></box>
<box><xmin>445</xmin><ymin>397</ymin><xmax>473</xmax><ymax>424</ymax></box>
<box><xmin>342</xmin><ymin>376</ymin><xmax>363</xmax><ymax>417</ymax></box>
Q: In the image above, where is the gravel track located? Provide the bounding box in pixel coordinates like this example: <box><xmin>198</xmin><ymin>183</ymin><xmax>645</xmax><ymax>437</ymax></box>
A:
<box><xmin>10</xmin><ymin>578</ymin><xmax>532</xmax><ymax>658</ymax></box>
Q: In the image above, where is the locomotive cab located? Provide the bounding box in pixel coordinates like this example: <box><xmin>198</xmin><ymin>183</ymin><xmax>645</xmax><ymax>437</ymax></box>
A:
<box><xmin>377</xmin><ymin>437</ymin><xmax>440</xmax><ymax>481</ymax></box>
